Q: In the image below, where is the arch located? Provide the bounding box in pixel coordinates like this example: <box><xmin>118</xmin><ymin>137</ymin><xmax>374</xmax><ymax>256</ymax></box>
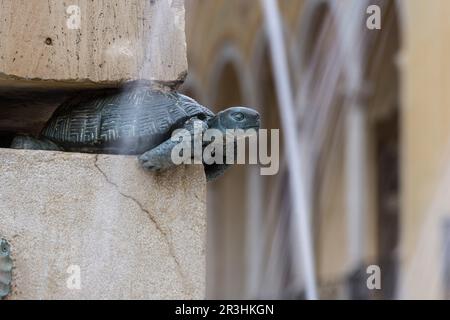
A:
<box><xmin>300</xmin><ymin>2</ymin><xmax>333</xmax><ymax>68</ymax></box>
<box><xmin>250</xmin><ymin>22</ymin><xmax>298</xmax><ymax>109</ymax></box>
<box><xmin>206</xmin><ymin>43</ymin><xmax>255</xmax><ymax>108</ymax></box>
<box><xmin>293</xmin><ymin>0</ymin><xmax>337</xmax><ymax>76</ymax></box>
<box><xmin>292</xmin><ymin>0</ymin><xmax>343</xmax><ymax>127</ymax></box>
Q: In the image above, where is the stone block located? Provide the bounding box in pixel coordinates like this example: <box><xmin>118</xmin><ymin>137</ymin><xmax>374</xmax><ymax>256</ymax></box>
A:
<box><xmin>0</xmin><ymin>148</ymin><xmax>206</xmax><ymax>299</ymax></box>
<box><xmin>0</xmin><ymin>0</ymin><xmax>187</xmax><ymax>89</ymax></box>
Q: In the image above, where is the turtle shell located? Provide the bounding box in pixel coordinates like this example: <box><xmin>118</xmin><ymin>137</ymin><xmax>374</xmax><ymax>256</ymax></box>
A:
<box><xmin>41</xmin><ymin>86</ymin><xmax>214</xmax><ymax>154</ymax></box>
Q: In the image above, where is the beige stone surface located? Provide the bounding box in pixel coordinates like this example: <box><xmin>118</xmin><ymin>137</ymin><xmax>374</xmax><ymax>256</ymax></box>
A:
<box><xmin>0</xmin><ymin>0</ymin><xmax>187</xmax><ymax>88</ymax></box>
<box><xmin>400</xmin><ymin>0</ymin><xmax>450</xmax><ymax>299</ymax></box>
<box><xmin>0</xmin><ymin>148</ymin><xmax>206</xmax><ymax>299</ymax></box>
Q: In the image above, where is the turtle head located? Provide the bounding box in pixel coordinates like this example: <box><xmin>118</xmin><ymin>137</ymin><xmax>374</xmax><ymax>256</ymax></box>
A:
<box><xmin>208</xmin><ymin>107</ymin><xmax>260</xmax><ymax>132</ymax></box>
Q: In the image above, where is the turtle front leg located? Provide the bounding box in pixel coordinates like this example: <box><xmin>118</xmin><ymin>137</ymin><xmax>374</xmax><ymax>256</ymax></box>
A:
<box><xmin>139</xmin><ymin>117</ymin><xmax>208</xmax><ymax>171</ymax></box>
<box><xmin>139</xmin><ymin>139</ymin><xmax>180</xmax><ymax>171</ymax></box>
<box><xmin>11</xmin><ymin>134</ymin><xmax>62</xmax><ymax>151</ymax></box>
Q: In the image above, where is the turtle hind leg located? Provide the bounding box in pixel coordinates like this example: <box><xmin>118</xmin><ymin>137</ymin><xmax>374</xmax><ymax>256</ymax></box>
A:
<box><xmin>10</xmin><ymin>134</ymin><xmax>62</xmax><ymax>151</ymax></box>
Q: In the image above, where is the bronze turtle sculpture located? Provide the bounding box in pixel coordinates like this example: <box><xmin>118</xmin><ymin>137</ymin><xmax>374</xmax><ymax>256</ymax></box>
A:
<box><xmin>11</xmin><ymin>85</ymin><xmax>260</xmax><ymax>181</ymax></box>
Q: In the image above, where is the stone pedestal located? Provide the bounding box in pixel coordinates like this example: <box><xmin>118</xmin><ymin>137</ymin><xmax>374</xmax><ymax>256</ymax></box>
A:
<box><xmin>0</xmin><ymin>149</ymin><xmax>206</xmax><ymax>299</ymax></box>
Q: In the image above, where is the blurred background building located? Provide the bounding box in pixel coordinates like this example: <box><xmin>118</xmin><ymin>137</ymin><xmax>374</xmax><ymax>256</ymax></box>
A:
<box><xmin>182</xmin><ymin>0</ymin><xmax>450</xmax><ymax>299</ymax></box>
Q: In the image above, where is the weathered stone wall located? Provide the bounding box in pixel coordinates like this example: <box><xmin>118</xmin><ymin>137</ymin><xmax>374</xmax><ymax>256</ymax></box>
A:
<box><xmin>0</xmin><ymin>0</ymin><xmax>187</xmax><ymax>88</ymax></box>
<box><xmin>0</xmin><ymin>149</ymin><xmax>206</xmax><ymax>299</ymax></box>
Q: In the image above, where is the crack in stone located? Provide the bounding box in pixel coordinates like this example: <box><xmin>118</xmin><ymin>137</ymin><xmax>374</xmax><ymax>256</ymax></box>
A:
<box><xmin>93</xmin><ymin>154</ymin><xmax>192</xmax><ymax>296</ymax></box>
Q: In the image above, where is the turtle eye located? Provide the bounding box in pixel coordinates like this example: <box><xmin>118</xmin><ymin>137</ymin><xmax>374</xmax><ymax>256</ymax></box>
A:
<box><xmin>232</xmin><ymin>112</ymin><xmax>245</xmax><ymax>121</ymax></box>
